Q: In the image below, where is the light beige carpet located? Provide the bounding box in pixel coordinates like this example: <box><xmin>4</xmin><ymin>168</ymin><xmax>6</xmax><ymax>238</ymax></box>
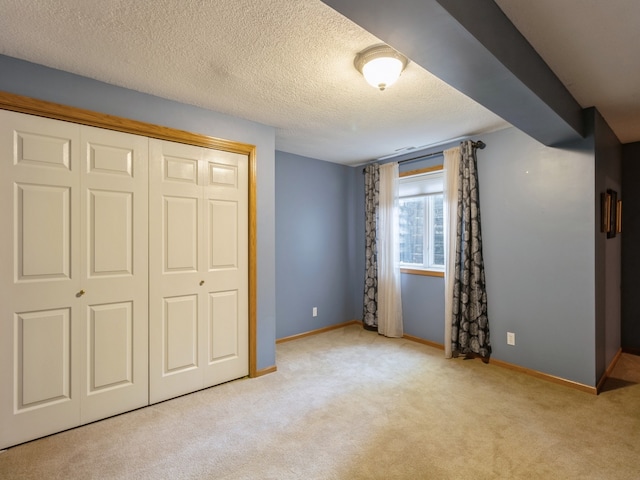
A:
<box><xmin>1</xmin><ymin>324</ymin><xmax>639</xmax><ymax>479</ymax></box>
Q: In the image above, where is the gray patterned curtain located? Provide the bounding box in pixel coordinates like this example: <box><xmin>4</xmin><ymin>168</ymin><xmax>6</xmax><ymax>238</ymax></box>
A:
<box><xmin>451</xmin><ymin>141</ymin><xmax>491</xmax><ymax>360</ymax></box>
<box><xmin>363</xmin><ymin>164</ymin><xmax>379</xmax><ymax>330</ymax></box>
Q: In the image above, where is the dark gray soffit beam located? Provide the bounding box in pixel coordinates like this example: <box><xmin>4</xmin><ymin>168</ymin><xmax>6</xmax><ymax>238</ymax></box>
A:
<box><xmin>322</xmin><ymin>0</ymin><xmax>585</xmax><ymax>145</ymax></box>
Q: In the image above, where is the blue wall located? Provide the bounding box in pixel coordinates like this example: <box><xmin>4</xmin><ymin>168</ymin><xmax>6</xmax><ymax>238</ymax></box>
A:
<box><xmin>287</xmin><ymin>124</ymin><xmax>605</xmax><ymax>387</ymax></box>
<box><xmin>275</xmin><ymin>151</ymin><xmax>358</xmax><ymax>338</ymax></box>
<box><xmin>348</xmin><ymin>128</ymin><xmax>598</xmax><ymax>386</ymax></box>
<box><xmin>1</xmin><ymin>54</ymin><xmax>612</xmax><ymax>387</ymax></box>
<box><xmin>478</xmin><ymin>127</ymin><xmax>595</xmax><ymax>386</ymax></box>
<box><xmin>401</xmin><ymin>275</ymin><xmax>445</xmax><ymax>342</ymax></box>
<box><xmin>322</xmin><ymin>0</ymin><xmax>617</xmax><ymax>387</ymax></box>
<box><xmin>0</xmin><ymin>55</ymin><xmax>278</xmax><ymax>371</ymax></box>
<box><xmin>350</xmin><ymin>166</ymin><xmax>366</xmax><ymax>319</ymax></box>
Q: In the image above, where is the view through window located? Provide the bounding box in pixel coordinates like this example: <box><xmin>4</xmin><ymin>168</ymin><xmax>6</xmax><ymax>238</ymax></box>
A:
<box><xmin>398</xmin><ymin>169</ymin><xmax>444</xmax><ymax>271</ymax></box>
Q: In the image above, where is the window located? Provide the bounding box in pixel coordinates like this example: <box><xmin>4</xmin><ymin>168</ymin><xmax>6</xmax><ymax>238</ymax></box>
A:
<box><xmin>398</xmin><ymin>169</ymin><xmax>444</xmax><ymax>273</ymax></box>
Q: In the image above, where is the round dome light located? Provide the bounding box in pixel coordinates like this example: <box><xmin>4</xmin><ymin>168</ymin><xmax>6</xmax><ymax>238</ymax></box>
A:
<box><xmin>354</xmin><ymin>44</ymin><xmax>408</xmax><ymax>91</ymax></box>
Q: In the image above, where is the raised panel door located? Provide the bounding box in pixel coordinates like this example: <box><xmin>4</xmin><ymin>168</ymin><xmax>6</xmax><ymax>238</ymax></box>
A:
<box><xmin>149</xmin><ymin>140</ymin><xmax>204</xmax><ymax>403</ymax></box>
<box><xmin>149</xmin><ymin>140</ymin><xmax>248</xmax><ymax>403</ymax></box>
<box><xmin>0</xmin><ymin>113</ymin><xmax>149</xmax><ymax>448</ymax></box>
<box><xmin>0</xmin><ymin>110</ymin><xmax>82</xmax><ymax>448</ymax></box>
<box><xmin>202</xmin><ymin>149</ymin><xmax>248</xmax><ymax>387</ymax></box>
<box><xmin>79</xmin><ymin>126</ymin><xmax>148</xmax><ymax>423</ymax></box>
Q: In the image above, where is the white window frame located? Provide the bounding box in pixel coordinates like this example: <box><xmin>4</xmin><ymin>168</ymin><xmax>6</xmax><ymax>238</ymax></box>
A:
<box><xmin>398</xmin><ymin>166</ymin><xmax>444</xmax><ymax>277</ymax></box>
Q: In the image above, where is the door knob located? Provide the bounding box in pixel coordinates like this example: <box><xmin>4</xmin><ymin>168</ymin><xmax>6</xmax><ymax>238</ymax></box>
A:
<box><xmin>77</xmin><ymin>289</ymin><xmax>86</xmax><ymax>297</ymax></box>
<box><xmin>199</xmin><ymin>280</ymin><xmax>205</xmax><ymax>286</ymax></box>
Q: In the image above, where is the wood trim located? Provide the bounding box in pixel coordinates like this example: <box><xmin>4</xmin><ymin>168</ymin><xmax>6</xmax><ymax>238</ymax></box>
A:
<box><xmin>248</xmin><ymin>143</ymin><xmax>258</xmax><ymax>378</ymax></box>
<box><xmin>402</xmin><ymin>334</ymin><xmax>598</xmax><ymax>394</ymax></box>
<box><xmin>400</xmin><ymin>165</ymin><xmax>443</xmax><ymax>178</ymax></box>
<box><xmin>279</xmin><ymin>319</ymin><xmax>598</xmax><ymax>394</ymax></box>
<box><xmin>402</xmin><ymin>334</ymin><xmax>444</xmax><ymax>350</ymax></box>
<box><xmin>253</xmin><ymin>365</ymin><xmax>277</xmax><ymax>377</ymax></box>
<box><xmin>488</xmin><ymin>357</ymin><xmax>597</xmax><ymax>394</ymax></box>
<box><xmin>276</xmin><ymin>320</ymin><xmax>362</xmax><ymax>344</ymax></box>
<box><xmin>596</xmin><ymin>348</ymin><xmax>623</xmax><ymax>394</ymax></box>
<box><xmin>0</xmin><ymin>91</ymin><xmax>255</xmax><ymax>154</ymax></box>
<box><xmin>400</xmin><ymin>268</ymin><xmax>444</xmax><ymax>277</ymax></box>
<box><xmin>0</xmin><ymin>91</ymin><xmax>259</xmax><ymax>382</ymax></box>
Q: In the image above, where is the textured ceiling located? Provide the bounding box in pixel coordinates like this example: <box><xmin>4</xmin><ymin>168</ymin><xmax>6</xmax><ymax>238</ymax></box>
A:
<box><xmin>0</xmin><ymin>0</ymin><xmax>508</xmax><ymax>165</ymax></box>
<box><xmin>495</xmin><ymin>0</ymin><xmax>640</xmax><ymax>144</ymax></box>
<box><xmin>3</xmin><ymin>1</ymin><xmax>636</xmax><ymax>165</ymax></box>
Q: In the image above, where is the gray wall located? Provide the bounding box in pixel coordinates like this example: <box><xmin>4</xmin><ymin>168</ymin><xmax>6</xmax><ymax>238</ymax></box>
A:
<box><xmin>592</xmin><ymin>108</ymin><xmax>622</xmax><ymax>379</ymax></box>
<box><xmin>275</xmin><ymin>151</ymin><xmax>358</xmax><ymax>338</ymax></box>
<box><xmin>0</xmin><ymin>55</ymin><xmax>278</xmax><ymax>371</ymax></box>
<box><xmin>621</xmin><ymin>142</ymin><xmax>640</xmax><ymax>352</ymax></box>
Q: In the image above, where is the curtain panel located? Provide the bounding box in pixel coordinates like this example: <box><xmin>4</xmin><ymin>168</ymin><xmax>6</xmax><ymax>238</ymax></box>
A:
<box><xmin>377</xmin><ymin>162</ymin><xmax>403</xmax><ymax>338</ymax></box>
<box><xmin>443</xmin><ymin>146</ymin><xmax>461</xmax><ymax>358</ymax></box>
<box><xmin>363</xmin><ymin>164</ymin><xmax>380</xmax><ymax>330</ymax></box>
<box><xmin>451</xmin><ymin>140</ymin><xmax>491</xmax><ymax>359</ymax></box>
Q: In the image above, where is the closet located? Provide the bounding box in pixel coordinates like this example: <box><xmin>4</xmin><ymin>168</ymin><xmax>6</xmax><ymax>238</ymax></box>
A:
<box><xmin>148</xmin><ymin>139</ymin><xmax>248</xmax><ymax>404</ymax></box>
<box><xmin>0</xmin><ymin>104</ymin><xmax>252</xmax><ymax>449</ymax></box>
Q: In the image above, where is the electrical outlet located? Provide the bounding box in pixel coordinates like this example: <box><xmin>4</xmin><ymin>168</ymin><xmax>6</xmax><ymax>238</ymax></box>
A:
<box><xmin>507</xmin><ymin>332</ymin><xmax>516</xmax><ymax>346</ymax></box>
<box><xmin>313</xmin><ymin>307</ymin><xmax>318</xmax><ymax>317</ymax></box>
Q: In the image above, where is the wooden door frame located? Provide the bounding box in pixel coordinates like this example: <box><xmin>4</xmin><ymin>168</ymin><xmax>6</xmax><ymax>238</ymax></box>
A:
<box><xmin>0</xmin><ymin>91</ymin><xmax>259</xmax><ymax>378</ymax></box>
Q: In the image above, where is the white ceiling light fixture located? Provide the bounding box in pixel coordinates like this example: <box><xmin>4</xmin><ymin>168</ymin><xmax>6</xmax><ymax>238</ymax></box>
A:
<box><xmin>354</xmin><ymin>44</ymin><xmax>409</xmax><ymax>91</ymax></box>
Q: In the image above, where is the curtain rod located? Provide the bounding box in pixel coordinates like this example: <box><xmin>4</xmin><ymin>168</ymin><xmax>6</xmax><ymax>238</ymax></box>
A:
<box><xmin>362</xmin><ymin>140</ymin><xmax>486</xmax><ymax>173</ymax></box>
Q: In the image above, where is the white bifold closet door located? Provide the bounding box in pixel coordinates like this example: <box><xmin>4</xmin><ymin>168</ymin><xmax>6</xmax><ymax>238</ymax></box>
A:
<box><xmin>148</xmin><ymin>139</ymin><xmax>248</xmax><ymax>404</ymax></box>
<box><xmin>0</xmin><ymin>110</ymin><xmax>149</xmax><ymax>449</ymax></box>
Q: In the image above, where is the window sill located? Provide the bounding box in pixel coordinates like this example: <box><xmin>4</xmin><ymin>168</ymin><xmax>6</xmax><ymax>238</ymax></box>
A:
<box><xmin>400</xmin><ymin>268</ymin><xmax>444</xmax><ymax>278</ymax></box>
